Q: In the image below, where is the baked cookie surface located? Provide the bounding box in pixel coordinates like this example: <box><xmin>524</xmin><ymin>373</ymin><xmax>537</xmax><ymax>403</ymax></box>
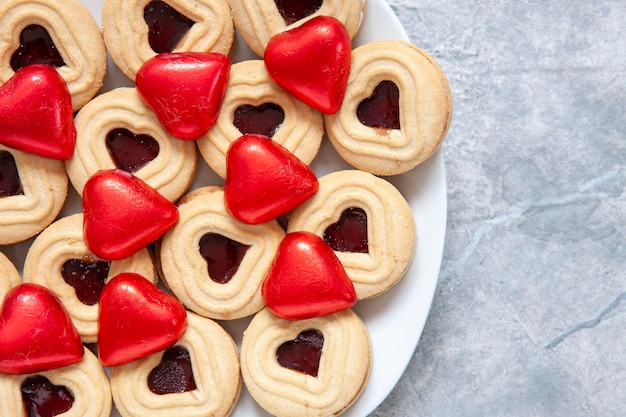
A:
<box><xmin>0</xmin><ymin>251</ymin><xmax>21</xmax><ymax>301</ymax></box>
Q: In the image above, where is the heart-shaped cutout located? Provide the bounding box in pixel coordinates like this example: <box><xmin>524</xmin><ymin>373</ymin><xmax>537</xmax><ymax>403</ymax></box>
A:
<box><xmin>199</xmin><ymin>233</ymin><xmax>250</xmax><ymax>284</ymax></box>
<box><xmin>143</xmin><ymin>0</ymin><xmax>195</xmax><ymax>53</ymax></box>
<box><xmin>224</xmin><ymin>134</ymin><xmax>318</xmax><ymax>224</ymax></box>
<box><xmin>274</xmin><ymin>0</ymin><xmax>323</xmax><ymax>24</ymax></box>
<box><xmin>82</xmin><ymin>169</ymin><xmax>179</xmax><ymax>261</ymax></box>
<box><xmin>323</xmin><ymin>207</ymin><xmax>369</xmax><ymax>253</ymax></box>
<box><xmin>21</xmin><ymin>375</ymin><xmax>74</xmax><ymax>416</ymax></box>
<box><xmin>10</xmin><ymin>24</ymin><xmax>65</xmax><ymax>71</ymax></box>
<box><xmin>356</xmin><ymin>80</ymin><xmax>401</xmax><ymax>129</ymax></box>
<box><xmin>98</xmin><ymin>273</ymin><xmax>187</xmax><ymax>367</ymax></box>
<box><xmin>106</xmin><ymin>128</ymin><xmax>160</xmax><ymax>173</ymax></box>
<box><xmin>0</xmin><ymin>65</ymin><xmax>76</xmax><ymax>160</ymax></box>
<box><xmin>0</xmin><ymin>150</ymin><xmax>24</xmax><ymax>197</ymax></box>
<box><xmin>0</xmin><ymin>283</ymin><xmax>84</xmax><ymax>375</ymax></box>
<box><xmin>136</xmin><ymin>52</ymin><xmax>231</xmax><ymax>140</ymax></box>
<box><xmin>233</xmin><ymin>103</ymin><xmax>285</xmax><ymax>137</ymax></box>
<box><xmin>276</xmin><ymin>329</ymin><xmax>324</xmax><ymax>377</ymax></box>
<box><xmin>264</xmin><ymin>15</ymin><xmax>351</xmax><ymax>114</ymax></box>
<box><xmin>148</xmin><ymin>346</ymin><xmax>197</xmax><ymax>394</ymax></box>
<box><xmin>262</xmin><ymin>231</ymin><xmax>356</xmax><ymax>320</ymax></box>
<box><xmin>61</xmin><ymin>258</ymin><xmax>110</xmax><ymax>306</ymax></box>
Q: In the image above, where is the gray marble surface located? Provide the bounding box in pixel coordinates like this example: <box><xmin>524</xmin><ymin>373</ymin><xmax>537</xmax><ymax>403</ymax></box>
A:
<box><xmin>372</xmin><ymin>1</ymin><xmax>626</xmax><ymax>416</ymax></box>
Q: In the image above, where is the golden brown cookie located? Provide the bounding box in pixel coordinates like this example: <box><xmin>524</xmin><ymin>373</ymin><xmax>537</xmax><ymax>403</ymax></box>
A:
<box><xmin>0</xmin><ymin>0</ymin><xmax>107</xmax><ymax>110</ymax></box>
<box><xmin>0</xmin><ymin>144</ymin><xmax>68</xmax><ymax>245</ymax></box>
<box><xmin>241</xmin><ymin>307</ymin><xmax>371</xmax><ymax>417</ymax></box>
<box><xmin>324</xmin><ymin>40</ymin><xmax>452</xmax><ymax>175</ymax></box>
<box><xmin>197</xmin><ymin>59</ymin><xmax>324</xmax><ymax>179</ymax></box>
<box><xmin>288</xmin><ymin>170</ymin><xmax>415</xmax><ymax>299</ymax></box>
<box><xmin>227</xmin><ymin>0</ymin><xmax>366</xmax><ymax>56</ymax></box>
<box><xmin>110</xmin><ymin>311</ymin><xmax>241</xmax><ymax>417</ymax></box>
<box><xmin>159</xmin><ymin>186</ymin><xmax>285</xmax><ymax>320</ymax></box>
<box><xmin>0</xmin><ymin>251</ymin><xmax>21</xmax><ymax>301</ymax></box>
<box><xmin>0</xmin><ymin>347</ymin><xmax>112</xmax><ymax>417</ymax></box>
<box><xmin>102</xmin><ymin>0</ymin><xmax>234</xmax><ymax>80</ymax></box>
<box><xmin>22</xmin><ymin>213</ymin><xmax>157</xmax><ymax>343</ymax></box>
<box><xmin>65</xmin><ymin>87</ymin><xmax>197</xmax><ymax>202</ymax></box>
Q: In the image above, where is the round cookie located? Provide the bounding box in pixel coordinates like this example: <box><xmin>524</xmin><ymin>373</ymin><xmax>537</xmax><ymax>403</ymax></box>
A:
<box><xmin>22</xmin><ymin>213</ymin><xmax>157</xmax><ymax>343</ymax></box>
<box><xmin>288</xmin><ymin>170</ymin><xmax>415</xmax><ymax>299</ymax></box>
<box><xmin>102</xmin><ymin>0</ymin><xmax>234</xmax><ymax>80</ymax></box>
<box><xmin>0</xmin><ymin>347</ymin><xmax>112</xmax><ymax>417</ymax></box>
<box><xmin>0</xmin><ymin>144</ymin><xmax>68</xmax><ymax>245</ymax></box>
<box><xmin>110</xmin><ymin>311</ymin><xmax>241</xmax><ymax>417</ymax></box>
<box><xmin>227</xmin><ymin>0</ymin><xmax>366</xmax><ymax>56</ymax></box>
<box><xmin>66</xmin><ymin>87</ymin><xmax>197</xmax><ymax>202</ymax></box>
<box><xmin>158</xmin><ymin>186</ymin><xmax>284</xmax><ymax>320</ymax></box>
<box><xmin>324</xmin><ymin>40</ymin><xmax>453</xmax><ymax>176</ymax></box>
<box><xmin>0</xmin><ymin>0</ymin><xmax>107</xmax><ymax>110</ymax></box>
<box><xmin>241</xmin><ymin>308</ymin><xmax>371</xmax><ymax>417</ymax></box>
<box><xmin>197</xmin><ymin>59</ymin><xmax>323</xmax><ymax>179</ymax></box>
<box><xmin>0</xmin><ymin>252</ymin><xmax>21</xmax><ymax>301</ymax></box>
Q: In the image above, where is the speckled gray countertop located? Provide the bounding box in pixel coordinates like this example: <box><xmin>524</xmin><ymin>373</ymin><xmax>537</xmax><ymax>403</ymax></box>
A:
<box><xmin>372</xmin><ymin>1</ymin><xmax>626</xmax><ymax>416</ymax></box>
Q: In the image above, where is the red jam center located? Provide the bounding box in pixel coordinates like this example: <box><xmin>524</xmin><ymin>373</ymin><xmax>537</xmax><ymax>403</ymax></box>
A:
<box><xmin>144</xmin><ymin>0</ymin><xmax>195</xmax><ymax>53</ymax></box>
<box><xmin>233</xmin><ymin>103</ymin><xmax>285</xmax><ymax>138</ymax></box>
<box><xmin>276</xmin><ymin>329</ymin><xmax>324</xmax><ymax>377</ymax></box>
<box><xmin>199</xmin><ymin>233</ymin><xmax>250</xmax><ymax>284</ymax></box>
<box><xmin>10</xmin><ymin>24</ymin><xmax>65</xmax><ymax>72</ymax></box>
<box><xmin>61</xmin><ymin>258</ymin><xmax>110</xmax><ymax>306</ymax></box>
<box><xmin>148</xmin><ymin>346</ymin><xmax>197</xmax><ymax>395</ymax></box>
<box><xmin>21</xmin><ymin>375</ymin><xmax>74</xmax><ymax>417</ymax></box>
<box><xmin>0</xmin><ymin>150</ymin><xmax>24</xmax><ymax>197</ymax></box>
<box><xmin>323</xmin><ymin>207</ymin><xmax>369</xmax><ymax>253</ymax></box>
<box><xmin>274</xmin><ymin>0</ymin><xmax>323</xmax><ymax>24</ymax></box>
<box><xmin>106</xmin><ymin>128</ymin><xmax>160</xmax><ymax>174</ymax></box>
<box><xmin>356</xmin><ymin>80</ymin><xmax>401</xmax><ymax>130</ymax></box>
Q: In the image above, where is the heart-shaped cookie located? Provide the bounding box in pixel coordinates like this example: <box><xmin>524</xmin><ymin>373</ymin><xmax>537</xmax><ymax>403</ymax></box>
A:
<box><xmin>224</xmin><ymin>134</ymin><xmax>318</xmax><ymax>224</ymax></box>
<box><xmin>136</xmin><ymin>52</ymin><xmax>231</xmax><ymax>140</ymax></box>
<box><xmin>98</xmin><ymin>273</ymin><xmax>187</xmax><ymax>367</ymax></box>
<box><xmin>0</xmin><ymin>65</ymin><xmax>76</xmax><ymax>160</ymax></box>
<box><xmin>262</xmin><ymin>231</ymin><xmax>356</xmax><ymax>320</ymax></box>
<box><xmin>0</xmin><ymin>283</ymin><xmax>84</xmax><ymax>375</ymax></box>
<box><xmin>264</xmin><ymin>15</ymin><xmax>351</xmax><ymax>114</ymax></box>
<box><xmin>82</xmin><ymin>169</ymin><xmax>179</xmax><ymax>260</ymax></box>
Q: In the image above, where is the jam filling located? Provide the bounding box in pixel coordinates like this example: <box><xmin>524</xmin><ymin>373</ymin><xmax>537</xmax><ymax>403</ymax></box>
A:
<box><xmin>323</xmin><ymin>207</ymin><xmax>369</xmax><ymax>253</ymax></box>
<box><xmin>356</xmin><ymin>80</ymin><xmax>401</xmax><ymax>130</ymax></box>
<box><xmin>144</xmin><ymin>0</ymin><xmax>195</xmax><ymax>53</ymax></box>
<box><xmin>274</xmin><ymin>0</ymin><xmax>323</xmax><ymax>24</ymax></box>
<box><xmin>276</xmin><ymin>329</ymin><xmax>324</xmax><ymax>377</ymax></box>
<box><xmin>0</xmin><ymin>150</ymin><xmax>24</xmax><ymax>197</ymax></box>
<box><xmin>106</xmin><ymin>128</ymin><xmax>160</xmax><ymax>174</ymax></box>
<box><xmin>61</xmin><ymin>258</ymin><xmax>110</xmax><ymax>306</ymax></box>
<box><xmin>148</xmin><ymin>346</ymin><xmax>197</xmax><ymax>395</ymax></box>
<box><xmin>21</xmin><ymin>375</ymin><xmax>74</xmax><ymax>417</ymax></box>
<box><xmin>10</xmin><ymin>24</ymin><xmax>66</xmax><ymax>72</ymax></box>
<box><xmin>233</xmin><ymin>103</ymin><xmax>285</xmax><ymax>138</ymax></box>
<box><xmin>199</xmin><ymin>233</ymin><xmax>250</xmax><ymax>284</ymax></box>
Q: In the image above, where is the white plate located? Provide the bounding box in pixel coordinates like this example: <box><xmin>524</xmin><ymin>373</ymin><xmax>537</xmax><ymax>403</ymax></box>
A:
<box><xmin>4</xmin><ymin>0</ymin><xmax>447</xmax><ymax>416</ymax></box>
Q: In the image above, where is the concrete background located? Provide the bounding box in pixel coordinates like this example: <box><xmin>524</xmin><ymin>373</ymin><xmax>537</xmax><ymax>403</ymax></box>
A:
<box><xmin>372</xmin><ymin>1</ymin><xmax>626</xmax><ymax>416</ymax></box>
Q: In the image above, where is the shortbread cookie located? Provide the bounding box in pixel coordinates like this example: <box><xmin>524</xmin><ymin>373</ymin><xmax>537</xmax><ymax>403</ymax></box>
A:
<box><xmin>228</xmin><ymin>0</ymin><xmax>366</xmax><ymax>56</ymax></box>
<box><xmin>110</xmin><ymin>311</ymin><xmax>241</xmax><ymax>417</ymax></box>
<box><xmin>197</xmin><ymin>60</ymin><xmax>323</xmax><ymax>178</ymax></box>
<box><xmin>102</xmin><ymin>0</ymin><xmax>234</xmax><ymax>80</ymax></box>
<box><xmin>159</xmin><ymin>186</ymin><xmax>284</xmax><ymax>320</ymax></box>
<box><xmin>241</xmin><ymin>308</ymin><xmax>371</xmax><ymax>417</ymax></box>
<box><xmin>22</xmin><ymin>213</ymin><xmax>157</xmax><ymax>343</ymax></box>
<box><xmin>66</xmin><ymin>87</ymin><xmax>197</xmax><ymax>202</ymax></box>
<box><xmin>0</xmin><ymin>252</ymin><xmax>21</xmax><ymax>301</ymax></box>
<box><xmin>324</xmin><ymin>40</ymin><xmax>452</xmax><ymax>175</ymax></box>
<box><xmin>0</xmin><ymin>347</ymin><xmax>112</xmax><ymax>417</ymax></box>
<box><xmin>0</xmin><ymin>144</ymin><xmax>67</xmax><ymax>245</ymax></box>
<box><xmin>0</xmin><ymin>0</ymin><xmax>107</xmax><ymax>110</ymax></box>
<box><xmin>288</xmin><ymin>170</ymin><xmax>415</xmax><ymax>299</ymax></box>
